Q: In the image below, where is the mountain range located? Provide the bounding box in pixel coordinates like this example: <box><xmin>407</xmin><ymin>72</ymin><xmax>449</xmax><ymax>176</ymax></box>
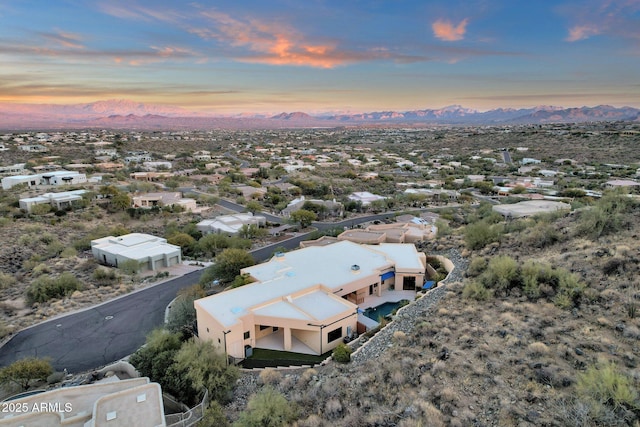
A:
<box><xmin>0</xmin><ymin>100</ymin><xmax>638</xmax><ymax>130</ymax></box>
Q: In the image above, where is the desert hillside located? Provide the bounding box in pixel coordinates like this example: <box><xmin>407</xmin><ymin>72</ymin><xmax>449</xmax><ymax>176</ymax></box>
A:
<box><xmin>225</xmin><ymin>193</ymin><xmax>640</xmax><ymax>427</ymax></box>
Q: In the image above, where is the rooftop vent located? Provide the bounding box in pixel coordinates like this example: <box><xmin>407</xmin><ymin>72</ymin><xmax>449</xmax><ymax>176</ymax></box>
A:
<box><xmin>351</xmin><ymin>264</ymin><xmax>360</xmax><ymax>271</ymax></box>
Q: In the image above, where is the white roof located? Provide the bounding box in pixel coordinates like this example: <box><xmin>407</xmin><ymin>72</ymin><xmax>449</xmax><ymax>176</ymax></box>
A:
<box><xmin>91</xmin><ymin>233</ymin><xmax>180</xmax><ymax>260</ymax></box>
<box><xmin>373</xmin><ymin>243</ymin><xmax>425</xmax><ymax>271</ymax></box>
<box><xmin>196</xmin><ymin>241</ymin><xmax>423</xmax><ymax>327</ymax></box>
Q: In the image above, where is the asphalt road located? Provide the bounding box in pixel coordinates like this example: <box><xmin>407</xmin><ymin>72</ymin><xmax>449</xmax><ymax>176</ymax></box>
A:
<box><xmin>0</xmin><ymin>204</ymin><xmax>437</xmax><ymax>373</ymax></box>
<box><xmin>0</xmin><ymin>271</ymin><xmax>203</xmax><ymax>373</ymax></box>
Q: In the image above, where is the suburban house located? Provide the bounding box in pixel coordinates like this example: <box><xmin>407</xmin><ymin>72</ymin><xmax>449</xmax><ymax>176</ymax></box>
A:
<box><xmin>132</xmin><ymin>192</ymin><xmax>196</xmax><ymax>211</ymax></box>
<box><xmin>194</xmin><ymin>241</ymin><xmax>426</xmax><ymax>360</ymax></box>
<box><xmin>604</xmin><ymin>179</ymin><xmax>640</xmax><ymax>189</ymax></box>
<box><xmin>337</xmin><ymin>216</ymin><xmax>436</xmax><ymax>244</ymax></box>
<box><xmin>347</xmin><ymin>191</ymin><xmax>387</xmax><ymax>206</ymax></box>
<box><xmin>492</xmin><ymin>200</ymin><xmax>571</xmax><ymax>218</ymax></box>
<box><xmin>91</xmin><ymin>233</ymin><xmax>182</xmax><ymax>272</ymax></box>
<box><xmin>129</xmin><ymin>172</ymin><xmax>175</xmax><ymax>181</ymax></box>
<box><xmin>0</xmin><ymin>163</ymin><xmax>27</xmax><ymax>175</ymax></box>
<box><xmin>1</xmin><ymin>170</ymin><xmax>86</xmax><ymax>190</ymax></box>
<box><xmin>196</xmin><ymin>213</ymin><xmax>266</xmax><ymax>235</ymax></box>
<box><xmin>0</xmin><ymin>377</ymin><xmax>165</xmax><ymax>427</ymax></box>
<box><xmin>281</xmin><ymin>195</ymin><xmax>343</xmax><ymax>218</ymax></box>
<box><xmin>19</xmin><ymin>189</ymin><xmax>87</xmax><ymax>213</ymax></box>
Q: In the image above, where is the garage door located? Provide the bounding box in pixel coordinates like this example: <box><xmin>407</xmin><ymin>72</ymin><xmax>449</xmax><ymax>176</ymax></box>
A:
<box><xmin>169</xmin><ymin>256</ymin><xmax>179</xmax><ymax>266</ymax></box>
<box><xmin>154</xmin><ymin>259</ymin><xmax>164</xmax><ymax>270</ymax></box>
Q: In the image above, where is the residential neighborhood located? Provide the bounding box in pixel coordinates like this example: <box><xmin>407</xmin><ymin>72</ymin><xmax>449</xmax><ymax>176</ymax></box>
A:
<box><xmin>0</xmin><ymin>122</ymin><xmax>639</xmax><ymax>426</ymax></box>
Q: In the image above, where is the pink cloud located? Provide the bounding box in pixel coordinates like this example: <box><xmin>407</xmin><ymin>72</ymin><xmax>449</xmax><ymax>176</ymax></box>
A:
<box><xmin>566</xmin><ymin>24</ymin><xmax>602</xmax><ymax>42</ymax></box>
<box><xmin>432</xmin><ymin>18</ymin><xmax>468</xmax><ymax>42</ymax></box>
<box><xmin>191</xmin><ymin>10</ymin><xmax>369</xmax><ymax>68</ymax></box>
<box><xmin>40</xmin><ymin>30</ymin><xmax>85</xmax><ymax>49</ymax></box>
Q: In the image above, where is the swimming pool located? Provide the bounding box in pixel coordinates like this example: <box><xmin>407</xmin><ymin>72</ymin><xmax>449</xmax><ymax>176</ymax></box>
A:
<box><xmin>363</xmin><ymin>300</ymin><xmax>410</xmax><ymax>321</ymax></box>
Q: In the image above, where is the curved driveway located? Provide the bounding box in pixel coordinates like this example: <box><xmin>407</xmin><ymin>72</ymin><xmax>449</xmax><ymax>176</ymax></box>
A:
<box><xmin>0</xmin><ymin>203</ymin><xmax>440</xmax><ymax>373</ymax></box>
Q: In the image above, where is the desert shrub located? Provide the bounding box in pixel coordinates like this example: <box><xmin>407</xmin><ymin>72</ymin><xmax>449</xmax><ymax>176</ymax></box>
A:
<box><xmin>166</xmin><ymin>285</ymin><xmax>206</xmax><ymax>337</ymax></box>
<box><xmin>30</xmin><ymin>204</ymin><xmax>52</xmax><ymax>215</ymax></box>
<box><xmin>26</xmin><ymin>272</ymin><xmax>82</xmax><ymax>304</ymax></box>
<box><xmin>119</xmin><ymin>259</ymin><xmax>143</xmax><ymax>275</ymax></box>
<box><xmin>258</xmin><ymin>368</ymin><xmax>282</xmax><ymax>386</ymax></box>
<box><xmin>464</xmin><ymin>221</ymin><xmax>504</xmax><ymax>250</ymax></box>
<box><xmin>197</xmin><ymin>400</ymin><xmax>229</xmax><ymax>427</ymax></box>
<box><xmin>0</xmin><ymin>357</ymin><xmax>53</xmax><ymax>391</ymax></box>
<box><xmin>466</xmin><ymin>256</ymin><xmax>487</xmax><ymax>277</ymax></box>
<box><xmin>480</xmin><ymin>255</ymin><xmax>519</xmax><ymax>293</ymax></box>
<box><xmin>332</xmin><ymin>343</ymin><xmax>352</xmax><ymax>363</ymax></box>
<box><xmin>93</xmin><ymin>268</ymin><xmax>118</xmax><ymax>286</ymax></box>
<box><xmin>527</xmin><ymin>341</ymin><xmax>550</xmax><ymax>357</ymax></box>
<box><xmin>0</xmin><ymin>272</ymin><xmax>16</xmax><ymax>289</ymax></box>
<box><xmin>575</xmin><ymin>361</ymin><xmax>639</xmax><ymax>423</ymax></box>
<box><xmin>233</xmin><ymin>387</ymin><xmax>297</xmax><ymax>427</ymax></box>
<box><xmin>392</xmin><ymin>330</ymin><xmax>407</xmax><ymax>343</ymax></box>
<box><xmin>523</xmin><ymin>223</ymin><xmax>560</xmax><ymax>248</ymax></box>
<box><xmin>576</xmin><ymin>191</ymin><xmax>637</xmax><ymax>239</ymax></box>
<box><xmin>435</xmin><ymin>219</ymin><xmax>452</xmax><ymax>237</ymax></box>
<box><xmin>462</xmin><ymin>281</ymin><xmax>492</xmax><ymax>301</ymax></box>
<box><xmin>32</xmin><ymin>263</ymin><xmax>51</xmax><ymax>277</ymax></box>
<box><xmin>59</xmin><ymin>247</ymin><xmax>77</xmax><ymax>258</ymax></box>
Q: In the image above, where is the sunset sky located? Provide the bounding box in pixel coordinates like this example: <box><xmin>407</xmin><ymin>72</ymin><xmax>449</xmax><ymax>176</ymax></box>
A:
<box><xmin>1</xmin><ymin>0</ymin><xmax>639</xmax><ymax>114</ymax></box>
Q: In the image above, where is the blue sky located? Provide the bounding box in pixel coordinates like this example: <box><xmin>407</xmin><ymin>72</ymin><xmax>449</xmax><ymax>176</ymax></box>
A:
<box><xmin>0</xmin><ymin>0</ymin><xmax>639</xmax><ymax>114</ymax></box>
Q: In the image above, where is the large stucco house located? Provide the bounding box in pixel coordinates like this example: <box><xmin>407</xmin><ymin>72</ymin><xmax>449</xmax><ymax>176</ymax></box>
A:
<box><xmin>195</xmin><ymin>241</ymin><xmax>426</xmax><ymax>360</ymax></box>
<box><xmin>91</xmin><ymin>233</ymin><xmax>182</xmax><ymax>272</ymax></box>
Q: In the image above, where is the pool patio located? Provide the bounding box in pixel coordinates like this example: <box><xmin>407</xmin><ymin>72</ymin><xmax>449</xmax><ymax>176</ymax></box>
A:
<box><xmin>253</xmin><ymin>289</ymin><xmax>418</xmax><ymax>355</ymax></box>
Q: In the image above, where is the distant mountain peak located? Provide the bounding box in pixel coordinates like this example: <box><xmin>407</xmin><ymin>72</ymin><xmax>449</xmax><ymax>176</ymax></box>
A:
<box><xmin>270</xmin><ymin>112</ymin><xmax>312</xmax><ymax>120</ymax></box>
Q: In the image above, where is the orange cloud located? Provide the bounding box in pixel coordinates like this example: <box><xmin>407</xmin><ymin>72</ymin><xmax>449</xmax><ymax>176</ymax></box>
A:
<box><xmin>432</xmin><ymin>18</ymin><xmax>468</xmax><ymax>42</ymax></box>
<box><xmin>191</xmin><ymin>10</ymin><xmax>359</xmax><ymax>68</ymax></box>
<box><xmin>566</xmin><ymin>24</ymin><xmax>601</xmax><ymax>42</ymax></box>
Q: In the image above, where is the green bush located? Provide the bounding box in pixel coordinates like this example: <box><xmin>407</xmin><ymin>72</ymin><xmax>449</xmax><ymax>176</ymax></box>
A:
<box><xmin>480</xmin><ymin>255</ymin><xmax>519</xmax><ymax>293</ymax></box>
<box><xmin>576</xmin><ymin>362</ymin><xmax>638</xmax><ymax>416</ymax></box>
<box><xmin>233</xmin><ymin>387</ymin><xmax>297</xmax><ymax>427</ymax></box>
<box><xmin>462</xmin><ymin>281</ymin><xmax>493</xmax><ymax>301</ymax></box>
<box><xmin>576</xmin><ymin>191</ymin><xmax>636</xmax><ymax>239</ymax></box>
<box><xmin>464</xmin><ymin>221</ymin><xmax>504</xmax><ymax>250</ymax></box>
<box><xmin>466</xmin><ymin>256</ymin><xmax>488</xmax><ymax>277</ymax></box>
<box><xmin>26</xmin><ymin>272</ymin><xmax>82</xmax><ymax>304</ymax></box>
<box><xmin>93</xmin><ymin>268</ymin><xmax>118</xmax><ymax>286</ymax></box>
<box><xmin>332</xmin><ymin>343</ymin><xmax>352</xmax><ymax>363</ymax></box>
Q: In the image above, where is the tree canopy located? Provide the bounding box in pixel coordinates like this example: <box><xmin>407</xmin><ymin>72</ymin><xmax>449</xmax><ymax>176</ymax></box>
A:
<box><xmin>201</xmin><ymin>248</ymin><xmax>255</xmax><ymax>284</ymax></box>
<box><xmin>0</xmin><ymin>357</ymin><xmax>53</xmax><ymax>391</ymax></box>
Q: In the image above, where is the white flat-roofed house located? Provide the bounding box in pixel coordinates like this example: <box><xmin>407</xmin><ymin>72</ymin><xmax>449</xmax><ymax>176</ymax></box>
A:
<box><xmin>19</xmin><ymin>189</ymin><xmax>87</xmax><ymax>213</ymax></box>
<box><xmin>142</xmin><ymin>161</ymin><xmax>172</xmax><ymax>171</ymax></box>
<box><xmin>348</xmin><ymin>191</ymin><xmax>386</xmax><ymax>206</ymax></box>
<box><xmin>195</xmin><ymin>241</ymin><xmax>426</xmax><ymax>359</ymax></box>
<box><xmin>196</xmin><ymin>213</ymin><xmax>266</xmax><ymax>236</ymax></box>
<box><xmin>1</xmin><ymin>174</ymin><xmax>41</xmax><ymax>189</ymax></box>
<box><xmin>19</xmin><ymin>144</ymin><xmax>48</xmax><ymax>152</ymax></box>
<box><xmin>1</xmin><ymin>170</ymin><xmax>86</xmax><ymax>189</ymax></box>
<box><xmin>0</xmin><ymin>163</ymin><xmax>27</xmax><ymax>175</ymax></box>
<box><xmin>40</xmin><ymin>170</ymin><xmax>87</xmax><ymax>186</ymax></box>
<box><xmin>91</xmin><ymin>233</ymin><xmax>182</xmax><ymax>272</ymax></box>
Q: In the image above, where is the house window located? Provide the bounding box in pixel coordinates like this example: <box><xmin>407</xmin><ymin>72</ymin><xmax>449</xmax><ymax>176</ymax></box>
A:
<box><xmin>259</xmin><ymin>325</ymin><xmax>270</xmax><ymax>331</ymax></box>
<box><xmin>244</xmin><ymin>331</ymin><xmax>250</xmax><ymax>340</ymax></box>
<box><xmin>327</xmin><ymin>327</ymin><xmax>342</xmax><ymax>343</ymax></box>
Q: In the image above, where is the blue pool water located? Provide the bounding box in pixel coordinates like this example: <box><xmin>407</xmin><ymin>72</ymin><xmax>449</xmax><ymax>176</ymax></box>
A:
<box><xmin>363</xmin><ymin>300</ymin><xmax>410</xmax><ymax>321</ymax></box>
